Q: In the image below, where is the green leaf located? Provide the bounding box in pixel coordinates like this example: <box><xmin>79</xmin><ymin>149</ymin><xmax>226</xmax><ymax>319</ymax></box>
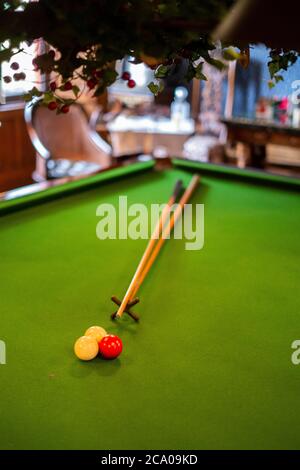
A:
<box><xmin>148</xmin><ymin>81</ymin><xmax>164</xmax><ymax>96</ymax></box>
<box><xmin>196</xmin><ymin>71</ymin><xmax>207</xmax><ymax>81</ymax></box>
<box><xmin>205</xmin><ymin>57</ymin><xmax>226</xmax><ymax>71</ymax></box>
<box><xmin>103</xmin><ymin>68</ymin><xmax>118</xmax><ymax>85</ymax></box>
<box><xmin>194</xmin><ymin>63</ymin><xmax>207</xmax><ymax>80</ymax></box>
<box><xmin>275</xmin><ymin>74</ymin><xmax>284</xmax><ymax>83</ymax></box>
<box><xmin>23</xmin><ymin>93</ymin><xmax>32</xmax><ymax>102</ymax></box>
<box><xmin>72</xmin><ymin>85</ymin><xmax>80</xmax><ymax>97</ymax></box>
<box><xmin>268</xmin><ymin>62</ymin><xmax>279</xmax><ymax>78</ymax></box>
<box><xmin>43</xmin><ymin>91</ymin><xmax>54</xmax><ymax>104</ymax></box>
<box><xmin>185</xmin><ymin>64</ymin><xmax>196</xmax><ymax>82</ymax></box>
<box><xmin>222</xmin><ymin>47</ymin><xmax>240</xmax><ymax>61</ymax></box>
<box><xmin>63</xmin><ymin>98</ymin><xmax>76</xmax><ymax>105</ymax></box>
<box><xmin>154</xmin><ymin>65</ymin><xmax>169</xmax><ymax>79</ymax></box>
<box><xmin>0</xmin><ymin>48</ymin><xmax>13</xmax><ymax>63</ymax></box>
<box><xmin>148</xmin><ymin>82</ymin><xmax>159</xmax><ymax>95</ymax></box>
<box><xmin>29</xmin><ymin>86</ymin><xmax>43</xmax><ymax>97</ymax></box>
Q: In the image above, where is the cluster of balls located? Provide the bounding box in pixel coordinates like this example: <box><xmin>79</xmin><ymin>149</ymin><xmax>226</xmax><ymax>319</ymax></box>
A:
<box><xmin>74</xmin><ymin>326</ymin><xmax>122</xmax><ymax>361</ymax></box>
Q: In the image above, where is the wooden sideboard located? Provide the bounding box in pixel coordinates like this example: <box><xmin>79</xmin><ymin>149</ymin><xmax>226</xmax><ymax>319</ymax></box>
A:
<box><xmin>222</xmin><ymin>118</ymin><xmax>300</xmax><ymax>170</ymax></box>
<box><xmin>0</xmin><ymin>103</ymin><xmax>35</xmax><ymax>191</ymax></box>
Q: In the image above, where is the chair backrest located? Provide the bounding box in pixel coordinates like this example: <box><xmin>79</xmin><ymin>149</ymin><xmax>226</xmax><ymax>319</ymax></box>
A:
<box><xmin>28</xmin><ymin>103</ymin><xmax>112</xmax><ymax>166</ymax></box>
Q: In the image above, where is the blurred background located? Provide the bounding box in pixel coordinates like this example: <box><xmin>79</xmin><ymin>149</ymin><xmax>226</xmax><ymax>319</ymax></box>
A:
<box><xmin>1</xmin><ymin>42</ymin><xmax>300</xmax><ymax>193</ymax></box>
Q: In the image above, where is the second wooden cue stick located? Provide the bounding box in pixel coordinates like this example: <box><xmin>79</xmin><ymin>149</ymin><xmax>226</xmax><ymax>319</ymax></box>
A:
<box><xmin>115</xmin><ymin>179</ymin><xmax>183</xmax><ymax>319</ymax></box>
<box><xmin>130</xmin><ymin>174</ymin><xmax>200</xmax><ymax>300</ymax></box>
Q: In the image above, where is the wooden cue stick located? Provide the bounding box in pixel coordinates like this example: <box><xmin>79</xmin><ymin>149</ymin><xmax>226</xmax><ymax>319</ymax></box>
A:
<box><xmin>115</xmin><ymin>179</ymin><xmax>183</xmax><ymax>319</ymax></box>
<box><xmin>130</xmin><ymin>174</ymin><xmax>200</xmax><ymax>300</ymax></box>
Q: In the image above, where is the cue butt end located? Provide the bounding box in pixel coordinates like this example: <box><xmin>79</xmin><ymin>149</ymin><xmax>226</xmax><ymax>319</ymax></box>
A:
<box><xmin>111</xmin><ymin>314</ymin><xmax>120</xmax><ymax>321</ymax></box>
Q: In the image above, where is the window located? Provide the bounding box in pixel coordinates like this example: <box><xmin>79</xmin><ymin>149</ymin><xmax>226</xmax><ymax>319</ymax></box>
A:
<box><xmin>1</xmin><ymin>40</ymin><xmax>41</xmax><ymax>99</ymax></box>
<box><xmin>0</xmin><ymin>1</ymin><xmax>43</xmax><ymax>101</ymax></box>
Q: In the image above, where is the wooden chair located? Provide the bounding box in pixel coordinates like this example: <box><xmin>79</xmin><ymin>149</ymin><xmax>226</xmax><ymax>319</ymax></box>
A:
<box><xmin>25</xmin><ymin>101</ymin><xmax>112</xmax><ymax>181</ymax></box>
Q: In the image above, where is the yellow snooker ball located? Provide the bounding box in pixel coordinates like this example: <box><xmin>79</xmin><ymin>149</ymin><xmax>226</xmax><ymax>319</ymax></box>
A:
<box><xmin>74</xmin><ymin>336</ymin><xmax>99</xmax><ymax>361</ymax></box>
<box><xmin>85</xmin><ymin>326</ymin><xmax>107</xmax><ymax>343</ymax></box>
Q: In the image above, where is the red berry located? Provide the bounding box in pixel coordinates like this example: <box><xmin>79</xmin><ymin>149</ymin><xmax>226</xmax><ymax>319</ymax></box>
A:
<box><xmin>10</xmin><ymin>62</ymin><xmax>19</xmax><ymax>71</ymax></box>
<box><xmin>61</xmin><ymin>105</ymin><xmax>70</xmax><ymax>114</ymax></box>
<box><xmin>87</xmin><ymin>78</ymin><xmax>97</xmax><ymax>89</ymax></box>
<box><xmin>48</xmin><ymin>50</ymin><xmax>55</xmax><ymax>59</ymax></box>
<box><xmin>63</xmin><ymin>81</ymin><xmax>72</xmax><ymax>91</ymax></box>
<box><xmin>50</xmin><ymin>81</ymin><xmax>57</xmax><ymax>92</ymax></box>
<box><xmin>122</xmin><ymin>71</ymin><xmax>131</xmax><ymax>80</ymax></box>
<box><xmin>48</xmin><ymin>101</ymin><xmax>57</xmax><ymax>111</ymax></box>
<box><xmin>127</xmin><ymin>79</ymin><xmax>136</xmax><ymax>88</ymax></box>
<box><xmin>3</xmin><ymin>76</ymin><xmax>12</xmax><ymax>83</ymax></box>
<box><xmin>98</xmin><ymin>335</ymin><xmax>123</xmax><ymax>360</ymax></box>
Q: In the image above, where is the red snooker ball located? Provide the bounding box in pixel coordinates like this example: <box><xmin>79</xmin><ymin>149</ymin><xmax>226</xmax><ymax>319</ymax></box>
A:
<box><xmin>99</xmin><ymin>335</ymin><xmax>123</xmax><ymax>360</ymax></box>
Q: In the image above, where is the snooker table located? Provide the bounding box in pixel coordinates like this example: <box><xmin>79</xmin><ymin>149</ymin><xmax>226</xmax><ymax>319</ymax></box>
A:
<box><xmin>0</xmin><ymin>158</ymin><xmax>300</xmax><ymax>450</ymax></box>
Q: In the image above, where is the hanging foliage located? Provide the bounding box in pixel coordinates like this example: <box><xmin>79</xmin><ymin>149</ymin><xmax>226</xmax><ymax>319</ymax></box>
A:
<box><xmin>0</xmin><ymin>0</ymin><xmax>298</xmax><ymax>112</ymax></box>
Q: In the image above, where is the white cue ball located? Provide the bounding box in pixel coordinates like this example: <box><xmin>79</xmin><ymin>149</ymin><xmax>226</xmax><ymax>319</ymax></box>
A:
<box><xmin>85</xmin><ymin>326</ymin><xmax>107</xmax><ymax>343</ymax></box>
<box><xmin>74</xmin><ymin>336</ymin><xmax>99</xmax><ymax>361</ymax></box>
